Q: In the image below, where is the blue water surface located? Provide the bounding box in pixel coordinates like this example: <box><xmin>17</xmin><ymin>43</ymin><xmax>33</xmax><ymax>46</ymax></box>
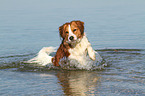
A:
<box><xmin>0</xmin><ymin>0</ymin><xmax>145</xmax><ymax>95</ymax></box>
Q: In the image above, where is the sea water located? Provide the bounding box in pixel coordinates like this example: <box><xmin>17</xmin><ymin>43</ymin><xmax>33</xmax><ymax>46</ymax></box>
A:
<box><xmin>0</xmin><ymin>0</ymin><xmax>145</xmax><ymax>95</ymax></box>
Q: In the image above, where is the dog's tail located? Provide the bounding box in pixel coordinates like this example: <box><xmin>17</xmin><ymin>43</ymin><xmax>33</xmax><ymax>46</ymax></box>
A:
<box><xmin>26</xmin><ymin>47</ymin><xmax>56</xmax><ymax>66</ymax></box>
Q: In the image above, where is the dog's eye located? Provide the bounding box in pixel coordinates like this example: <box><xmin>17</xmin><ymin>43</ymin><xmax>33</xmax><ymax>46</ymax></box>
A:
<box><xmin>73</xmin><ymin>29</ymin><xmax>77</xmax><ymax>32</ymax></box>
<box><xmin>65</xmin><ymin>31</ymin><xmax>69</xmax><ymax>33</ymax></box>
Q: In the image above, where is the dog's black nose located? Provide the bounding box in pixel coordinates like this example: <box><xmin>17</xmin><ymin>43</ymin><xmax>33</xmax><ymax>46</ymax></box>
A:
<box><xmin>69</xmin><ymin>36</ymin><xmax>74</xmax><ymax>41</ymax></box>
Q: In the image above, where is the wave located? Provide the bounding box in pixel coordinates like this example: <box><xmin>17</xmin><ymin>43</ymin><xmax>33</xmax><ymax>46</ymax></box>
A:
<box><xmin>0</xmin><ymin>53</ymin><xmax>35</xmax><ymax>59</ymax></box>
<box><xmin>96</xmin><ymin>49</ymin><xmax>143</xmax><ymax>52</ymax></box>
<box><xmin>0</xmin><ymin>49</ymin><xmax>144</xmax><ymax>71</ymax></box>
<box><xmin>0</xmin><ymin>49</ymin><xmax>143</xmax><ymax>59</ymax></box>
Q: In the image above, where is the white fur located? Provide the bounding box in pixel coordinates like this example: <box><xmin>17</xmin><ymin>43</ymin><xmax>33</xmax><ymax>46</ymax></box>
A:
<box><xmin>26</xmin><ymin>35</ymin><xmax>99</xmax><ymax>69</ymax></box>
<box><xmin>68</xmin><ymin>35</ymin><xmax>96</xmax><ymax>66</ymax></box>
<box><xmin>68</xmin><ymin>24</ymin><xmax>77</xmax><ymax>41</ymax></box>
<box><xmin>26</xmin><ymin>47</ymin><xmax>56</xmax><ymax>66</ymax></box>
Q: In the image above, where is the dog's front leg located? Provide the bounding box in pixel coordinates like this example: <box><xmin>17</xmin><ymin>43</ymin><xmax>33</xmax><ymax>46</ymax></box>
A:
<box><xmin>87</xmin><ymin>45</ymin><xmax>96</xmax><ymax>61</ymax></box>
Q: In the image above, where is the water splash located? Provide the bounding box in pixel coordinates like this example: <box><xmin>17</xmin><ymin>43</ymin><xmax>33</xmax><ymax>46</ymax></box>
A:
<box><xmin>58</xmin><ymin>52</ymin><xmax>107</xmax><ymax>70</ymax></box>
<box><xmin>2</xmin><ymin>48</ymin><xmax>142</xmax><ymax>71</ymax></box>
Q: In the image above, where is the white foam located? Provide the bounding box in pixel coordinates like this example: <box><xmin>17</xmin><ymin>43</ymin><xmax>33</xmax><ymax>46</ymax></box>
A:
<box><xmin>59</xmin><ymin>51</ymin><xmax>104</xmax><ymax>70</ymax></box>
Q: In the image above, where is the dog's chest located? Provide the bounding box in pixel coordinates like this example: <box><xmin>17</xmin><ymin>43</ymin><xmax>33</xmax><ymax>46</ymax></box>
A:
<box><xmin>68</xmin><ymin>36</ymin><xmax>89</xmax><ymax>59</ymax></box>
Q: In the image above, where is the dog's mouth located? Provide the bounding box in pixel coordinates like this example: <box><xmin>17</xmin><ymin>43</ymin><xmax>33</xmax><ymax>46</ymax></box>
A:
<box><xmin>66</xmin><ymin>40</ymin><xmax>77</xmax><ymax>45</ymax></box>
<box><xmin>66</xmin><ymin>38</ymin><xmax>81</xmax><ymax>48</ymax></box>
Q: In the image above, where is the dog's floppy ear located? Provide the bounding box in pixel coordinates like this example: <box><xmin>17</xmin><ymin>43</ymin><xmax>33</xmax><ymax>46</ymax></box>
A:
<box><xmin>59</xmin><ymin>23</ymin><xmax>69</xmax><ymax>39</ymax></box>
<box><xmin>74</xmin><ymin>20</ymin><xmax>84</xmax><ymax>35</ymax></box>
<box><xmin>59</xmin><ymin>24</ymin><xmax>66</xmax><ymax>39</ymax></box>
<box><xmin>59</xmin><ymin>25</ymin><xmax>64</xmax><ymax>39</ymax></box>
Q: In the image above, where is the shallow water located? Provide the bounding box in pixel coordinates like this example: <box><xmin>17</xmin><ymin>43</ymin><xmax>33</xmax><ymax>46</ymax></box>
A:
<box><xmin>0</xmin><ymin>0</ymin><xmax>145</xmax><ymax>96</ymax></box>
<box><xmin>0</xmin><ymin>49</ymin><xmax>145</xmax><ymax>95</ymax></box>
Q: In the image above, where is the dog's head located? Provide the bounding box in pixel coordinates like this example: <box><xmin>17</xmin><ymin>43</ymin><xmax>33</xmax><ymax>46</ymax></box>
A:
<box><xmin>59</xmin><ymin>20</ymin><xmax>84</xmax><ymax>45</ymax></box>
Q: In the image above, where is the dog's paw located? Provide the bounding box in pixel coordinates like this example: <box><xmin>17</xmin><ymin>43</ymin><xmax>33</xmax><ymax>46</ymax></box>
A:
<box><xmin>90</xmin><ymin>53</ymin><xmax>96</xmax><ymax>61</ymax></box>
<box><xmin>89</xmin><ymin>51</ymin><xmax>96</xmax><ymax>61</ymax></box>
<box><xmin>88</xmin><ymin>46</ymin><xmax>96</xmax><ymax>61</ymax></box>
